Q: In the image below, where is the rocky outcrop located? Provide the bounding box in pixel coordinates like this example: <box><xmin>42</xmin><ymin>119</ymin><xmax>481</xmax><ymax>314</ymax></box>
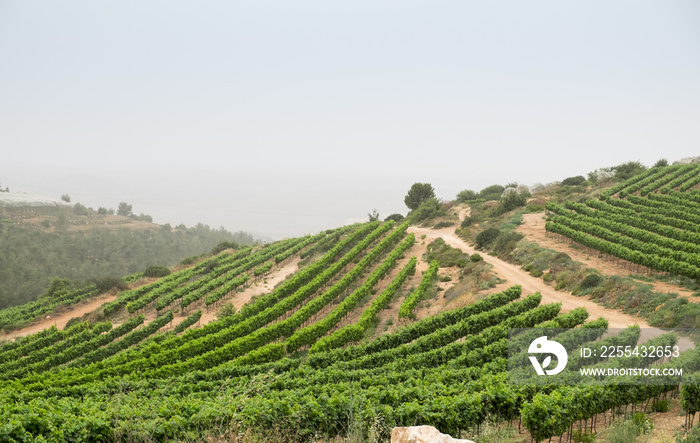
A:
<box><xmin>391</xmin><ymin>426</ymin><xmax>475</xmax><ymax>443</ymax></box>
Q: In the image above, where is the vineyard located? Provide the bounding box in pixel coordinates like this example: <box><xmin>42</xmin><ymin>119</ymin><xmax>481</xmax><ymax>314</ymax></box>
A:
<box><xmin>545</xmin><ymin>163</ymin><xmax>700</xmax><ymax>279</ymax></box>
<box><xmin>0</xmin><ymin>217</ymin><xmax>699</xmax><ymax>442</ymax></box>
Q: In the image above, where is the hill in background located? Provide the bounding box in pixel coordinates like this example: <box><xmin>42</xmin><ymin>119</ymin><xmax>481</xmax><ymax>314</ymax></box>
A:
<box><xmin>0</xmin><ymin>188</ymin><xmax>257</xmax><ymax>310</ymax></box>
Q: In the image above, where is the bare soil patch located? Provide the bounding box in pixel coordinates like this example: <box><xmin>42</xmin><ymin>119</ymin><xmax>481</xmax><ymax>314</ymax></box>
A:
<box><xmin>0</xmin><ymin>293</ymin><xmax>117</xmax><ymax>340</ymax></box>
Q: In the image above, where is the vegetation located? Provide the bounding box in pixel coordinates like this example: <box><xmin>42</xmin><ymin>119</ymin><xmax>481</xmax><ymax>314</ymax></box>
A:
<box><xmin>0</xmin><ymin>216</ymin><xmax>255</xmax><ymax>311</ymax></box>
<box><xmin>404</xmin><ymin>182</ymin><xmax>435</xmax><ymax>210</ymax></box>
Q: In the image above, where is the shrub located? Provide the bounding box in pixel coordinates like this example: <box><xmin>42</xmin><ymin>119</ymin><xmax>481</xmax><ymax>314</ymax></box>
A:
<box><xmin>470</xmin><ymin>253</ymin><xmax>483</xmax><ymax>262</ymax></box>
<box><xmin>476</xmin><ymin>228</ymin><xmax>500</xmax><ymax>249</ymax></box>
<box><xmin>73</xmin><ymin>202</ymin><xmax>88</xmax><ymax>216</ymax></box>
<box><xmin>651</xmin><ymin>399</ymin><xmax>669</xmax><ymax>413</ymax></box>
<box><xmin>455</xmin><ymin>189</ymin><xmax>476</xmax><ymax>203</ymax></box>
<box><xmin>180</xmin><ymin>255</ymin><xmax>199</xmax><ymax>265</ymax></box>
<box><xmin>97</xmin><ymin>207</ymin><xmax>108</xmax><ymax>215</ymax></box>
<box><xmin>491</xmin><ymin>231</ymin><xmax>523</xmax><ymax>258</ymax></box>
<box><xmin>477</xmin><ymin>184</ymin><xmax>505</xmax><ymax>201</ymax></box>
<box><xmin>561</xmin><ymin>175</ymin><xmax>587</xmax><ymax>186</ymax></box>
<box><xmin>614</xmin><ymin>161</ymin><xmax>647</xmax><ymax>181</ymax></box>
<box><xmin>93</xmin><ymin>276</ymin><xmax>127</xmax><ymax>294</ymax></box>
<box><xmin>408</xmin><ymin>198</ymin><xmax>444</xmax><ymax>223</ymax></box>
<box><xmin>495</xmin><ymin>192</ymin><xmax>527</xmax><ymax>215</ymax></box>
<box><xmin>384</xmin><ymin>213</ymin><xmax>404</xmax><ymax>222</ymax></box>
<box><xmin>433</xmin><ymin>221</ymin><xmax>454</xmax><ymax>229</ymax></box>
<box><xmin>425</xmin><ymin>238</ymin><xmax>469</xmax><ymax>268</ymax></box>
<box><xmin>143</xmin><ymin>265</ymin><xmax>171</xmax><ymax>278</ymax></box>
<box><xmin>211</xmin><ymin>241</ymin><xmax>239</xmax><ymax>255</ymax></box>
<box><xmin>217</xmin><ymin>302</ymin><xmax>237</xmax><ymax>319</ymax></box>
<box><xmin>580</xmin><ymin>274</ymin><xmax>602</xmax><ymax>290</ymax></box>
<box><xmin>460</xmin><ymin>217</ymin><xmax>472</xmax><ymax>228</ymax></box>
<box><xmin>631</xmin><ymin>412</ymin><xmax>653</xmax><ymax>435</ymax></box>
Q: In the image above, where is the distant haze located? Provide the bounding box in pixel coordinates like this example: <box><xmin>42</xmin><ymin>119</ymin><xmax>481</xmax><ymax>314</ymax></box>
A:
<box><xmin>2</xmin><ymin>1</ymin><xmax>700</xmax><ymax>239</ymax></box>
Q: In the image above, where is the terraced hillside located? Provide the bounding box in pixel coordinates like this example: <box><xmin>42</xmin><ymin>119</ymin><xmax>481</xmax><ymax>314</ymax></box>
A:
<box><xmin>546</xmin><ymin>163</ymin><xmax>700</xmax><ymax>278</ymax></box>
<box><xmin>0</xmin><ymin>217</ymin><xmax>698</xmax><ymax>442</ymax></box>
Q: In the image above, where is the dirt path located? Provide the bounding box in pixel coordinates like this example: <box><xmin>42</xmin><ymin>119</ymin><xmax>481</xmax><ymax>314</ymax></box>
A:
<box><xmin>197</xmin><ymin>257</ymin><xmax>302</xmax><ymax>326</ymax></box>
<box><xmin>518</xmin><ymin>213</ymin><xmax>697</xmax><ymax>300</ymax></box>
<box><xmin>0</xmin><ymin>293</ymin><xmax>117</xmax><ymax>340</ymax></box>
<box><xmin>408</xmin><ymin>225</ymin><xmax>695</xmax><ymax>351</ymax></box>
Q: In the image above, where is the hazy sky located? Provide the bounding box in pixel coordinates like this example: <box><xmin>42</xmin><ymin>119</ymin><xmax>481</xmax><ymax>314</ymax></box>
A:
<box><xmin>2</xmin><ymin>1</ymin><xmax>700</xmax><ymax>239</ymax></box>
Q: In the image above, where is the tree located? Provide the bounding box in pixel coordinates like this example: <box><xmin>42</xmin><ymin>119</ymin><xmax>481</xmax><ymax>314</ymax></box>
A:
<box><xmin>404</xmin><ymin>183</ymin><xmax>435</xmax><ymax>210</ymax></box>
<box><xmin>384</xmin><ymin>213</ymin><xmax>404</xmax><ymax>222</ymax></box>
<box><xmin>97</xmin><ymin>207</ymin><xmax>108</xmax><ymax>215</ymax></box>
<box><xmin>476</xmin><ymin>228</ymin><xmax>500</xmax><ymax>249</ymax></box>
<box><xmin>367</xmin><ymin>209</ymin><xmax>380</xmax><ymax>222</ymax></box>
<box><xmin>143</xmin><ymin>265</ymin><xmax>171</xmax><ymax>278</ymax></box>
<box><xmin>561</xmin><ymin>175</ymin><xmax>586</xmax><ymax>186</ymax></box>
<box><xmin>455</xmin><ymin>189</ymin><xmax>476</xmax><ymax>203</ymax></box>
<box><xmin>61</xmin><ymin>194</ymin><xmax>71</xmax><ymax>203</ymax></box>
<box><xmin>73</xmin><ymin>203</ymin><xmax>88</xmax><ymax>216</ymax></box>
<box><xmin>654</xmin><ymin>158</ymin><xmax>669</xmax><ymax>168</ymax></box>
<box><xmin>117</xmin><ymin>202</ymin><xmax>133</xmax><ymax>217</ymax></box>
<box><xmin>614</xmin><ymin>161</ymin><xmax>646</xmax><ymax>181</ymax></box>
<box><xmin>477</xmin><ymin>184</ymin><xmax>505</xmax><ymax>201</ymax></box>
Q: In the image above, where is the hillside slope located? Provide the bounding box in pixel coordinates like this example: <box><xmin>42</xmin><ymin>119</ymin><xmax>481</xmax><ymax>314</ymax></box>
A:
<box><xmin>0</xmin><ymin>191</ymin><xmax>256</xmax><ymax>312</ymax></box>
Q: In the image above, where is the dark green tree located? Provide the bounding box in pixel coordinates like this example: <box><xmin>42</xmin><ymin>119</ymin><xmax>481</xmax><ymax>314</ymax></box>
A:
<box><xmin>117</xmin><ymin>202</ymin><xmax>133</xmax><ymax>217</ymax></box>
<box><xmin>404</xmin><ymin>183</ymin><xmax>435</xmax><ymax>210</ymax></box>
<box><xmin>455</xmin><ymin>189</ymin><xmax>476</xmax><ymax>203</ymax></box>
<box><xmin>367</xmin><ymin>209</ymin><xmax>380</xmax><ymax>222</ymax></box>
<box><xmin>653</xmin><ymin>158</ymin><xmax>669</xmax><ymax>168</ymax></box>
<box><xmin>477</xmin><ymin>184</ymin><xmax>505</xmax><ymax>201</ymax></box>
<box><xmin>384</xmin><ymin>213</ymin><xmax>404</xmax><ymax>222</ymax></box>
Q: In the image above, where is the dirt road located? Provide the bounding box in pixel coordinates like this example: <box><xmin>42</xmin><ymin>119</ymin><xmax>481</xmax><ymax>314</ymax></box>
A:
<box><xmin>408</xmin><ymin>225</ymin><xmax>695</xmax><ymax>350</ymax></box>
<box><xmin>0</xmin><ymin>293</ymin><xmax>117</xmax><ymax>340</ymax></box>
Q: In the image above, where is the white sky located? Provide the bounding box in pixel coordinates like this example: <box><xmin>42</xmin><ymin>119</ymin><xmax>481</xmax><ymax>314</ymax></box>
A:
<box><xmin>2</xmin><ymin>1</ymin><xmax>699</xmax><ymax>239</ymax></box>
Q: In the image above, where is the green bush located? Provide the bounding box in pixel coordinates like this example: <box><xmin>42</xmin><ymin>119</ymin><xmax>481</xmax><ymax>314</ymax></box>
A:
<box><xmin>470</xmin><ymin>253</ymin><xmax>483</xmax><ymax>262</ymax></box>
<box><xmin>491</xmin><ymin>231</ymin><xmax>524</xmax><ymax>258</ymax></box>
<box><xmin>460</xmin><ymin>216</ymin><xmax>473</xmax><ymax>228</ymax></box>
<box><xmin>651</xmin><ymin>399</ymin><xmax>669</xmax><ymax>413</ymax></box>
<box><xmin>179</xmin><ymin>255</ymin><xmax>199</xmax><ymax>265</ymax></box>
<box><xmin>580</xmin><ymin>274</ymin><xmax>602</xmax><ymax>290</ymax></box>
<box><xmin>384</xmin><ymin>213</ymin><xmax>404</xmax><ymax>222</ymax></box>
<box><xmin>425</xmin><ymin>238</ymin><xmax>469</xmax><ymax>268</ymax></box>
<box><xmin>143</xmin><ymin>265</ymin><xmax>171</xmax><ymax>278</ymax></box>
<box><xmin>73</xmin><ymin>202</ymin><xmax>89</xmax><ymax>216</ymax></box>
<box><xmin>561</xmin><ymin>175</ymin><xmax>587</xmax><ymax>186</ymax></box>
<box><xmin>92</xmin><ymin>276</ymin><xmax>127</xmax><ymax>294</ymax></box>
<box><xmin>477</xmin><ymin>184</ymin><xmax>505</xmax><ymax>201</ymax></box>
<box><xmin>631</xmin><ymin>412</ymin><xmax>653</xmax><ymax>435</ymax></box>
<box><xmin>433</xmin><ymin>221</ymin><xmax>454</xmax><ymax>229</ymax></box>
<box><xmin>408</xmin><ymin>198</ymin><xmax>444</xmax><ymax>224</ymax></box>
<box><xmin>211</xmin><ymin>241</ymin><xmax>239</xmax><ymax>255</ymax></box>
<box><xmin>476</xmin><ymin>228</ymin><xmax>500</xmax><ymax>249</ymax></box>
<box><xmin>542</xmin><ymin>272</ymin><xmax>554</xmax><ymax>283</ymax></box>
<box><xmin>496</xmin><ymin>192</ymin><xmax>527</xmax><ymax>215</ymax></box>
<box><xmin>571</xmin><ymin>430</ymin><xmax>596</xmax><ymax>443</ymax></box>
<box><xmin>455</xmin><ymin>189</ymin><xmax>476</xmax><ymax>203</ymax></box>
<box><xmin>217</xmin><ymin>301</ymin><xmax>237</xmax><ymax>319</ymax></box>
